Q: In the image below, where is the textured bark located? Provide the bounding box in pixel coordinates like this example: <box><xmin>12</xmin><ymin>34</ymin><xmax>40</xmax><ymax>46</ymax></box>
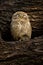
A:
<box><xmin>0</xmin><ymin>0</ymin><xmax>43</xmax><ymax>65</ymax></box>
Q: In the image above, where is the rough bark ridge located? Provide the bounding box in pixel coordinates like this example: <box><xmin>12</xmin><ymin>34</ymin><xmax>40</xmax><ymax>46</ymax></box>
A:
<box><xmin>0</xmin><ymin>0</ymin><xmax>43</xmax><ymax>65</ymax></box>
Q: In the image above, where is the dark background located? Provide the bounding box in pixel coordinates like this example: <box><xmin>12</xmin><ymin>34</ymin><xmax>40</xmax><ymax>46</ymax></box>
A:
<box><xmin>0</xmin><ymin>0</ymin><xmax>43</xmax><ymax>65</ymax></box>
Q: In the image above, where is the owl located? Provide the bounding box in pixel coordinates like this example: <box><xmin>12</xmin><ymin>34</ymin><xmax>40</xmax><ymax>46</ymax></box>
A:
<box><xmin>11</xmin><ymin>11</ymin><xmax>32</xmax><ymax>41</ymax></box>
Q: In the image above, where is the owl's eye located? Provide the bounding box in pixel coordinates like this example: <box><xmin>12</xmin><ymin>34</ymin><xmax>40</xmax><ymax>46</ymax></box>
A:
<box><xmin>16</xmin><ymin>14</ymin><xmax>19</xmax><ymax>18</ymax></box>
<box><xmin>13</xmin><ymin>14</ymin><xmax>19</xmax><ymax>19</ymax></box>
<box><xmin>23</xmin><ymin>15</ymin><xmax>27</xmax><ymax>19</ymax></box>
